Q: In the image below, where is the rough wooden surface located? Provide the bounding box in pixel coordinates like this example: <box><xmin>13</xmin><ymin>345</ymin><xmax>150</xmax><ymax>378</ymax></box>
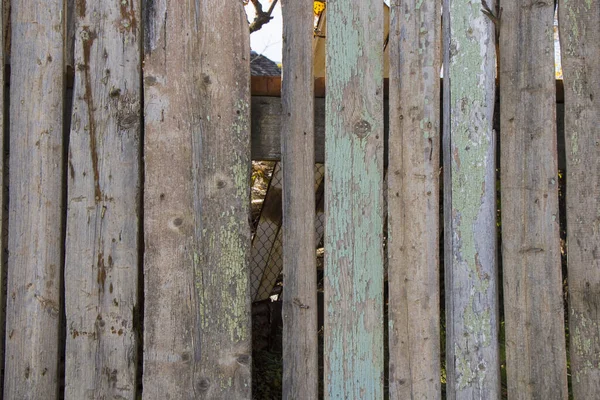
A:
<box><xmin>249</xmin><ymin>95</ymin><xmax>564</xmax><ymax>165</ymax></box>
<box><xmin>4</xmin><ymin>0</ymin><xmax>65</xmax><ymax>398</ymax></box>
<box><xmin>324</xmin><ymin>0</ymin><xmax>384</xmax><ymax>398</ymax></box>
<box><xmin>442</xmin><ymin>0</ymin><xmax>500</xmax><ymax>398</ymax></box>
<box><xmin>281</xmin><ymin>4</ymin><xmax>318</xmax><ymax>389</ymax></box>
<box><xmin>63</xmin><ymin>1</ymin><xmax>141</xmax><ymax>399</ymax></box>
<box><xmin>559</xmin><ymin>0</ymin><xmax>600</xmax><ymax>396</ymax></box>
<box><xmin>0</xmin><ymin>0</ymin><xmax>5</xmax><ymax>389</ymax></box>
<box><xmin>143</xmin><ymin>0</ymin><xmax>252</xmax><ymax>398</ymax></box>
<box><xmin>387</xmin><ymin>0</ymin><xmax>441</xmax><ymax>398</ymax></box>
<box><xmin>500</xmin><ymin>2</ymin><xmax>569</xmax><ymax>398</ymax></box>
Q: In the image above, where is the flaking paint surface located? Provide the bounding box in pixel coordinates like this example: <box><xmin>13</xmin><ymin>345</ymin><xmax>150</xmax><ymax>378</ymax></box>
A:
<box><xmin>324</xmin><ymin>0</ymin><xmax>384</xmax><ymax>398</ymax></box>
<box><xmin>446</xmin><ymin>0</ymin><xmax>498</xmax><ymax>395</ymax></box>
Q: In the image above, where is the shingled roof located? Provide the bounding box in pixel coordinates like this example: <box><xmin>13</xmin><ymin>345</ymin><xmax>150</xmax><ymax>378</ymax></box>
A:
<box><xmin>250</xmin><ymin>51</ymin><xmax>281</xmax><ymax>76</ymax></box>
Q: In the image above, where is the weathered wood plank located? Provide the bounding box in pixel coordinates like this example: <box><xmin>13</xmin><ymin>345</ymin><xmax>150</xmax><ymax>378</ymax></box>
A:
<box><xmin>0</xmin><ymin>0</ymin><xmax>5</xmax><ymax>389</ymax></box>
<box><xmin>324</xmin><ymin>0</ymin><xmax>384</xmax><ymax>398</ymax></box>
<box><xmin>442</xmin><ymin>0</ymin><xmax>500</xmax><ymax>398</ymax></box>
<box><xmin>559</xmin><ymin>0</ymin><xmax>600</xmax><ymax>396</ymax></box>
<box><xmin>387</xmin><ymin>0</ymin><xmax>441</xmax><ymax>398</ymax></box>
<box><xmin>281</xmin><ymin>9</ymin><xmax>319</xmax><ymax>392</ymax></box>
<box><xmin>64</xmin><ymin>1</ymin><xmax>141</xmax><ymax>399</ymax></box>
<box><xmin>4</xmin><ymin>0</ymin><xmax>65</xmax><ymax>398</ymax></box>
<box><xmin>500</xmin><ymin>1</ymin><xmax>568</xmax><ymax>398</ymax></box>
<box><xmin>143</xmin><ymin>0</ymin><xmax>252</xmax><ymax>398</ymax></box>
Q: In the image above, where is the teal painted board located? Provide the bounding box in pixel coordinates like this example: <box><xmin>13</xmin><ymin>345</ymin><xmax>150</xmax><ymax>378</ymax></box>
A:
<box><xmin>560</xmin><ymin>0</ymin><xmax>600</xmax><ymax>397</ymax></box>
<box><xmin>387</xmin><ymin>0</ymin><xmax>442</xmax><ymax>398</ymax></box>
<box><xmin>324</xmin><ymin>0</ymin><xmax>384</xmax><ymax>398</ymax></box>
<box><xmin>442</xmin><ymin>0</ymin><xmax>500</xmax><ymax>398</ymax></box>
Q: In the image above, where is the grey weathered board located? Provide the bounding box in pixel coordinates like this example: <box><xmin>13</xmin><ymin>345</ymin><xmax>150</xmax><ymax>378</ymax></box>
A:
<box><xmin>64</xmin><ymin>1</ymin><xmax>141</xmax><ymax>399</ymax></box>
<box><xmin>143</xmin><ymin>0</ymin><xmax>252</xmax><ymax>398</ymax></box>
<box><xmin>324</xmin><ymin>0</ymin><xmax>385</xmax><ymax>398</ymax></box>
<box><xmin>442</xmin><ymin>0</ymin><xmax>500</xmax><ymax>398</ymax></box>
<box><xmin>4</xmin><ymin>0</ymin><xmax>65</xmax><ymax>398</ymax></box>
<box><xmin>387</xmin><ymin>0</ymin><xmax>442</xmax><ymax>398</ymax></box>
<box><xmin>559</xmin><ymin>0</ymin><xmax>600</xmax><ymax>396</ymax></box>
<box><xmin>0</xmin><ymin>0</ymin><xmax>4</xmax><ymax>389</ymax></box>
<box><xmin>282</xmin><ymin>6</ymin><xmax>319</xmax><ymax>388</ymax></box>
<box><xmin>281</xmin><ymin>0</ymin><xmax>320</xmax><ymax>385</ymax></box>
<box><xmin>500</xmin><ymin>1</ymin><xmax>568</xmax><ymax>398</ymax></box>
<box><xmin>281</xmin><ymin>0</ymin><xmax>318</xmax><ymax>389</ymax></box>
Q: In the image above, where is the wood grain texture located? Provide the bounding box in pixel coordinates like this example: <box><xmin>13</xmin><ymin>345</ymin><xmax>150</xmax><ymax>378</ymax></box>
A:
<box><xmin>324</xmin><ymin>0</ymin><xmax>384</xmax><ymax>398</ymax></box>
<box><xmin>559</xmin><ymin>0</ymin><xmax>600</xmax><ymax>396</ymax></box>
<box><xmin>387</xmin><ymin>0</ymin><xmax>441</xmax><ymax>398</ymax></box>
<box><xmin>64</xmin><ymin>1</ymin><xmax>141</xmax><ymax>399</ymax></box>
<box><xmin>4</xmin><ymin>0</ymin><xmax>65</xmax><ymax>398</ymax></box>
<box><xmin>0</xmin><ymin>0</ymin><xmax>5</xmax><ymax>389</ymax></box>
<box><xmin>500</xmin><ymin>1</ymin><xmax>569</xmax><ymax>398</ymax></box>
<box><xmin>442</xmin><ymin>0</ymin><xmax>500</xmax><ymax>398</ymax></box>
<box><xmin>281</xmin><ymin>3</ymin><xmax>318</xmax><ymax>390</ymax></box>
<box><xmin>142</xmin><ymin>0</ymin><xmax>252</xmax><ymax>398</ymax></box>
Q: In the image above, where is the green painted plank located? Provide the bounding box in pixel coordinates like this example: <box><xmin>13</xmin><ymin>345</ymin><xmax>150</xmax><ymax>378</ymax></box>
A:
<box><xmin>442</xmin><ymin>0</ymin><xmax>500</xmax><ymax>398</ymax></box>
<box><xmin>387</xmin><ymin>0</ymin><xmax>442</xmax><ymax>397</ymax></box>
<box><xmin>560</xmin><ymin>0</ymin><xmax>600</xmax><ymax>396</ymax></box>
<box><xmin>324</xmin><ymin>0</ymin><xmax>384</xmax><ymax>398</ymax></box>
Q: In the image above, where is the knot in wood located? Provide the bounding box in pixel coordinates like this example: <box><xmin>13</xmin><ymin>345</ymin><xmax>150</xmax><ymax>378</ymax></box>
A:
<box><xmin>353</xmin><ymin>120</ymin><xmax>371</xmax><ymax>138</ymax></box>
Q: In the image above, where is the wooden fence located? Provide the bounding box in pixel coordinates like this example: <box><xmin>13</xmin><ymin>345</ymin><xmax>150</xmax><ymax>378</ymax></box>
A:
<box><xmin>0</xmin><ymin>0</ymin><xmax>597</xmax><ymax>399</ymax></box>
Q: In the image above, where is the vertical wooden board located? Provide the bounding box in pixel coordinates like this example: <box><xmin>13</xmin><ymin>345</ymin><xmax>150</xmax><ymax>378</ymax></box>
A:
<box><xmin>64</xmin><ymin>1</ymin><xmax>140</xmax><ymax>399</ymax></box>
<box><xmin>559</xmin><ymin>0</ymin><xmax>600</xmax><ymax>396</ymax></box>
<box><xmin>442</xmin><ymin>0</ymin><xmax>500</xmax><ymax>398</ymax></box>
<box><xmin>500</xmin><ymin>1</ymin><xmax>568</xmax><ymax>398</ymax></box>
<box><xmin>0</xmin><ymin>0</ymin><xmax>5</xmax><ymax>390</ymax></box>
<box><xmin>4</xmin><ymin>0</ymin><xmax>64</xmax><ymax>398</ymax></box>
<box><xmin>324</xmin><ymin>0</ymin><xmax>384</xmax><ymax>398</ymax></box>
<box><xmin>143</xmin><ymin>0</ymin><xmax>252</xmax><ymax>398</ymax></box>
<box><xmin>387</xmin><ymin>0</ymin><xmax>441</xmax><ymax>398</ymax></box>
<box><xmin>281</xmin><ymin>2</ymin><xmax>318</xmax><ymax>389</ymax></box>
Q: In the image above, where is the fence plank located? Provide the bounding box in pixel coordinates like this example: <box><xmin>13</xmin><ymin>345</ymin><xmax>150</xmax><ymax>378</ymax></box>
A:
<box><xmin>0</xmin><ymin>0</ymin><xmax>4</xmax><ymax>389</ymax></box>
<box><xmin>142</xmin><ymin>0</ymin><xmax>252</xmax><ymax>398</ymax></box>
<box><xmin>500</xmin><ymin>2</ymin><xmax>568</xmax><ymax>398</ymax></box>
<box><xmin>442</xmin><ymin>0</ymin><xmax>500</xmax><ymax>398</ymax></box>
<box><xmin>63</xmin><ymin>1</ymin><xmax>141</xmax><ymax>398</ymax></box>
<box><xmin>387</xmin><ymin>0</ymin><xmax>441</xmax><ymax>397</ymax></box>
<box><xmin>4</xmin><ymin>0</ymin><xmax>65</xmax><ymax>398</ymax></box>
<box><xmin>559</xmin><ymin>1</ymin><xmax>600</xmax><ymax>396</ymax></box>
<box><xmin>281</xmin><ymin>2</ymin><xmax>318</xmax><ymax>389</ymax></box>
<box><xmin>324</xmin><ymin>0</ymin><xmax>384</xmax><ymax>398</ymax></box>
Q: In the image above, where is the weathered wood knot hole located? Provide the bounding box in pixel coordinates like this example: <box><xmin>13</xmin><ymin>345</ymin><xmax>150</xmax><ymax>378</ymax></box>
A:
<box><xmin>197</xmin><ymin>378</ymin><xmax>211</xmax><ymax>392</ymax></box>
<box><xmin>236</xmin><ymin>354</ymin><xmax>250</xmax><ymax>365</ymax></box>
<box><xmin>353</xmin><ymin>120</ymin><xmax>371</xmax><ymax>138</ymax></box>
<box><xmin>173</xmin><ymin>217</ymin><xmax>183</xmax><ymax>227</ymax></box>
<box><xmin>216</xmin><ymin>180</ymin><xmax>226</xmax><ymax>189</ymax></box>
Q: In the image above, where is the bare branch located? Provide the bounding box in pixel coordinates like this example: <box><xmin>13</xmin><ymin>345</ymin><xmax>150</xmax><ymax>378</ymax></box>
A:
<box><xmin>249</xmin><ymin>0</ymin><xmax>279</xmax><ymax>34</ymax></box>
